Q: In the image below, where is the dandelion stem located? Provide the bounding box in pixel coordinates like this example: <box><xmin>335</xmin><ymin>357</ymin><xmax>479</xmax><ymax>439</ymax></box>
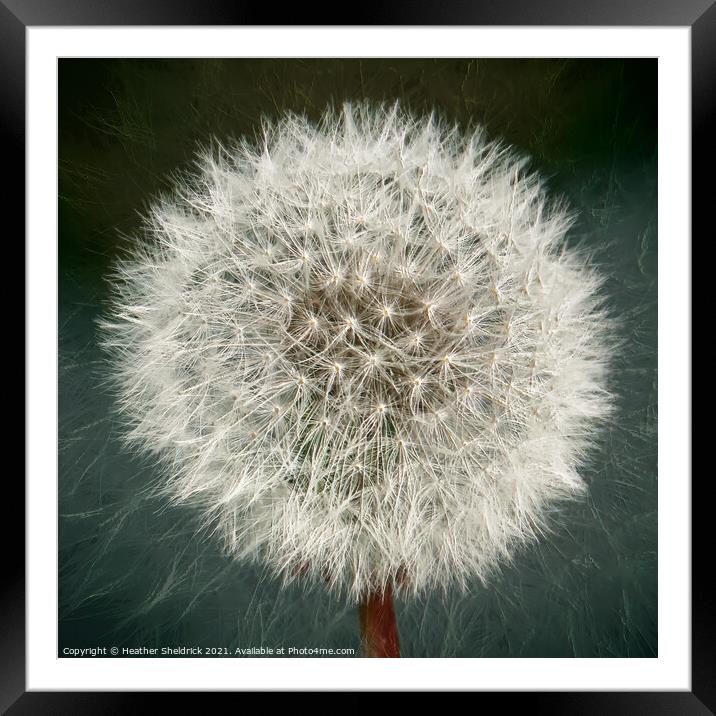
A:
<box><xmin>359</xmin><ymin>583</ymin><xmax>400</xmax><ymax>658</ymax></box>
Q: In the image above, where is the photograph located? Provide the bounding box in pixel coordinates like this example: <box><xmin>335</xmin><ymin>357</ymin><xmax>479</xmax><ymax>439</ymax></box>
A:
<box><xmin>57</xmin><ymin>57</ymin><xmax>658</xmax><ymax>660</ymax></box>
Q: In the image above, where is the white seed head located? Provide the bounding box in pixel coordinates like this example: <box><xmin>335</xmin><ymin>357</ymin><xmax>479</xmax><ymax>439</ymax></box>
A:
<box><xmin>100</xmin><ymin>103</ymin><xmax>613</xmax><ymax>601</ymax></box>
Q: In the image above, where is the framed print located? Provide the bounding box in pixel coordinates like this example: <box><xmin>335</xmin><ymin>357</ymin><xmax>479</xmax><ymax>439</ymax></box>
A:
<box><xmin>12</xmin><ymin>1</ymin><xmax>704</xmax><ymax>710</ymax></box>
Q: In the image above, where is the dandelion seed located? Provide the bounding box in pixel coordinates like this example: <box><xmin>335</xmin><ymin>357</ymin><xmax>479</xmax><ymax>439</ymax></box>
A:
<box><xmin>100</xmin><ymin>102</ymin><xmax>613</xmax><ymax>658</ymax></box>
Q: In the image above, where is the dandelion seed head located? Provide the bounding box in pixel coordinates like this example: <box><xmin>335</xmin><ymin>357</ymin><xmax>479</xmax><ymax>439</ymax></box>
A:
<box><xmin>101</xmin><ymin>103</ymin><xmax>613</xmax><ymax>600</ymax></box>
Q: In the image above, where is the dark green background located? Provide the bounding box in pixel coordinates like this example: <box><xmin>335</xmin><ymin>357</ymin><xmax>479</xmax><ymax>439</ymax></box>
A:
<box><xmin>59</xmin><ymin>59</ymin><xmax>657</xmax><ymax>657</ymax></box>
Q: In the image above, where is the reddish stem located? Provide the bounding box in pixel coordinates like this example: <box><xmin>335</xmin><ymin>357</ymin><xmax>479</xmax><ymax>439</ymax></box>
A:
<box><xmin>359</xmin><ymin>583</ymin><xmax>401</xmax><ymax>658</ymax></box>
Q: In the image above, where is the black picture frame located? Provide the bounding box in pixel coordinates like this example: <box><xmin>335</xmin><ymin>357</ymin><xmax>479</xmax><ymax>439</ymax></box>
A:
<box><xmin>9</xmin><ymin>1</ymin><xmax>704</xmax><ymax>710</ymax></box>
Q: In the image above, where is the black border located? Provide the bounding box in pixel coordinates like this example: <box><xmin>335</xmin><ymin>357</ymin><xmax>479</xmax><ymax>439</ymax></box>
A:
<box><xmin>10</xmin><ymin>1</ymin><xmax>705</xmax><ymax>709</ymax></box>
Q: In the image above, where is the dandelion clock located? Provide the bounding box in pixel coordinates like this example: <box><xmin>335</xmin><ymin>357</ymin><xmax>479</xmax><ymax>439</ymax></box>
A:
<box><xmin>100</xmin><ymin>103</ymin><xmax>613</xmax><ymax>657</ymax></box>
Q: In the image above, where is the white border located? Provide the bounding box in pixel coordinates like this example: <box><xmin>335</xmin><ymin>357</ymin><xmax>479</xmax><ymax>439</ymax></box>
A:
<box><xmin>28</xmin><ymin>27</ymin><xmax>690</xmax><ymax>691</ymax></box>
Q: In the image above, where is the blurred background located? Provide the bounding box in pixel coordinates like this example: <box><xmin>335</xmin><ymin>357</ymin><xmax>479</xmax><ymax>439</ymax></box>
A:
<box><xmin>59</xmin><ymin>58</ymin><xmax>657</xmax><ymax>657</ymax></box>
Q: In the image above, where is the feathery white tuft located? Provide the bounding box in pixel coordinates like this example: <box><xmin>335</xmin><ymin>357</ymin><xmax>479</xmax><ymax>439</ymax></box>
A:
<box><xmin>100</xmin><ymin>103</ymin><xmax>613</xmax><ymax>601</ymax></box>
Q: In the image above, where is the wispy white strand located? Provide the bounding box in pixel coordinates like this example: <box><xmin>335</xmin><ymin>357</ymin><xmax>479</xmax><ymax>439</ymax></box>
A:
<box><xmin>100</xmin><ymin>102</ymin><xmax>613</xmax><ymax>602</ymax></box>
